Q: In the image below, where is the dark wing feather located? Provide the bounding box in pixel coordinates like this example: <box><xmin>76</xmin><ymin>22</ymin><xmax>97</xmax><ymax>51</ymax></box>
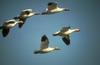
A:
<box><xmin>62</xmin><ymin>35</ymin><xmax>70</xmax><ymax>45</ymax></box>
<box><xmin>40</xmin><ymin>35</ymin><xmax>49</xmax><ymax>49</ymax></box>
<box><xmin>0</xmin><ymin>26</ymin><xmax>3</xmax><ymax>29</ymax></box>
<box><xmin>48</xmin><ymin>2</ymin><xmax>58</xmax><ymax>11</ymax></box>
<box><xmin>18</xmin><ymin>22</ymin><xmax>25</xmax><ymax>28</ymax></box>
<box><xmin>2</xmin><ymin>28</ymin><xmax>10</xmax><ymax>37</ymax></box>
<box><xmin>18</xmin><ymin>17</ymin><xmax>26</xmax><ymax>28</ymax></box>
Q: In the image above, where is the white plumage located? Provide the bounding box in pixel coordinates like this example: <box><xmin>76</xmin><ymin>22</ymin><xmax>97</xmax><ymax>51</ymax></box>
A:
<box><xmin>41</xmin><ymin>2</ymin><xmax>70</xmax><ymax>15</ymax></box>
<box><xmin>0</xmin><ymin>18</ymin><xmax>19</xmax><ymax>37</ymax></box>
<box><xmin>15</xmin><ymin>9</ymin><xmax>40</xmax><ymax>28</ymax></box>
<box><xmin>34</xmin><ymin>35</ymin><xmax>60</xmax><ymax>54</ymax></box>
<box><xmin>53</xmin><ymin>26</ymin><xmax>80</xmax><ymax>45</ymax></box>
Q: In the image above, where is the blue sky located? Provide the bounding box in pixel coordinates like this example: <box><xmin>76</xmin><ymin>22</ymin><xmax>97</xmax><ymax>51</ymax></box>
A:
<box><xmin>0</xmin><ymin>0</ymin><xmax>100</xmax><ymax>65</ymax></box>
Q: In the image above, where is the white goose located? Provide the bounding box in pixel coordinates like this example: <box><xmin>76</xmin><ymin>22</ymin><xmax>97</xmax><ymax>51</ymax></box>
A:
<box><xmin>0</xmin><ymin>18</ymin><xmax>19</xmax><ymax>37</ymax></box>
<box><xmin>34</xmin><ymin>35</ymin><xmax>60</xmax><ymax>54</ymax></box>
<box><xmin>53</xmin><ymin>26</ymin><xmax>80</xmax><ymax>45</ymax></box>
<box><xmin>41</xmin><ymin>2</ymin><xmax>70</xmax><ymax>15</ymax></box>
<box><xmin>15</xmin><ymin>9</ymin><xmax>40</xmax><ymax>28</ymax></box>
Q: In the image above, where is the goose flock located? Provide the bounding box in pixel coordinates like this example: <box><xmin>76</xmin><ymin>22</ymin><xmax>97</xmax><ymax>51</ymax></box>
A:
<box><xmin>0</xmin><ymin>2</ymin><xmax>80</xmax><ymax>54</ymax></box>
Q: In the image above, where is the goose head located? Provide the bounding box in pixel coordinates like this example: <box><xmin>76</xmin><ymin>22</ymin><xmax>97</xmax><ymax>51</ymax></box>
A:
<box><xmin>74</xmin><ymin>28</ymin><xmax>80</xmax><ymax>32</ymax></box>
<box><xmin>54</xmin><ymin>47</ymin><xmax>60</xmax><ymax>50</ymax></box>
<box><xmin>63</xmin><ymin>8</ymin><xmax>70</xmax><ymax>11</ymax></box>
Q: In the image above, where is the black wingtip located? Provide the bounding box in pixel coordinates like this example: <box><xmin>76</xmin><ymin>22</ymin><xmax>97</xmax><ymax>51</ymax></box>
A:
<box><xmin>13</xmin><ymin>17</ymin><xmax>19</xmax><ymax>20</ymax></box>
<box><xmin>3</xmin><ymin>35</ymin><xmax>7</xmax><ymax>37</ymax></box>
<box><xmin>41</xmin><ymin>34</ymin><xmax>48</xmax><ymax>41</ymax></box>
<box><xmin>62</xmin><ymin>37</ymin><xmax>70</xmax><ymax>45</ymax></box>
<box><xmin>48</xmin><ymin>2</ymin><xmax>57</xmax><ymax>6</ymax></box>
<box><xmin>18</xmin><ymin>23</ymin><xmax>24</xmax><ymax>28</ymax></box>
<box><xmin>0</xmin><ymin>26</ymin><xmax>3</xmax><ymax>29</ymax></box>
<box><xmin>2</xmin><ymin>28</ymin><xmax>10</xmax><ymax>37</ymax></box>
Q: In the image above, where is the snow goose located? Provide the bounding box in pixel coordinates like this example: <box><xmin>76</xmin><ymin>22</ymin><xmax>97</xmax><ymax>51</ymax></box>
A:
<box><xmin>0</xmin><ymin>18</ymin><xmax>19</xmax><ymax>37</ymax></box>
<box><xmin>53</xmin><ymin>26</ymin><xmax>80</xmax><ymax>45</ymax></box>
<box><xmin>41</xmin><ymin>2</ymin><xmax>70</xmax><ymax>15</ymax></box>
<box><xmin>15</xmin><ymin>9</ymin><xmax>40</xmax><ymax>28</ymax></box>
<box><xmin>34</xmin><ymin>35</ymin><xmax>60</xmax><ymax>54</ymax></box>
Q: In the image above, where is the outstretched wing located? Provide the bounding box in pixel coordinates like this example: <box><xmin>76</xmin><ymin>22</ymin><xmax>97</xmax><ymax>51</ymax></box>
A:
<box><xmin>40</xmin><ymin>35</ymin><xmax>49</xmax><ymax>50</ymax></box>
<box><xmin>2</xmin><ymin>27</ymin><xmax>10</xmax><ymax>37</ymax></box>
<box><xmin>47</xmin><ymin>2</ymin><xmax>58</xmax><ymax>11</ymax></box>
<box><xmin>18</xmin><ymin>9</ymin><xmax>34</xmax><ymax>28</ymax></box>
<box><xmin>0</xmin><ymin>26</ymin><xmax>3</xmax><ymax>29</ymax></box>
<box><xmin>18</xmin><ymin>17</ymin><xmax>27</xmax><ymax>28</ymax></box>
<box><xmin>60</xmin><ymin>26</ymin><xmax>70</xmax><ymax>32</ymax></box>
<box><xmin>62</xmin><ymin>35</ymin><xmax>70</xmax><ymax>45</ymax></box>
<box><xmin>53</xmin><ymin>31</ymin><xmax>60</xmax><ymax>36</ymax></box>
<box><xmin>18</xmin><ymin>21</ymin><xmax>26</xmax><ymax>28</ymax></box>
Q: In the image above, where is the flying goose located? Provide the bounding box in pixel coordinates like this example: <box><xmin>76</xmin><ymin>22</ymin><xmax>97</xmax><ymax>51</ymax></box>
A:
<box><xmin>34</xmin><ymin>35</ymin><xmax>60</xmax><ymax>54</ymax></box>
<box><xmin>15</xmin><ymin>9</ymin><xmax>40</xmax><ymax>28</ymax></box>
<box><xmin>53</xmin><ymin>26</ymin><xmax>80</xmax><ymax>45</ymax></box>
<box><xmin>0</xmin><ymin>18</ymin><xmax>19</xmax><ymax>37</ymax></box>
<box><xmin>41</xmin><ymin>2</ymin><xmax>70</xmax><ymax>15</ymax></box>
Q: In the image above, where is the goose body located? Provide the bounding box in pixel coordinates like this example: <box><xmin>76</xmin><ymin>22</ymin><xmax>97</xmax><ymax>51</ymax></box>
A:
<box><xmin>34</xmin><ymin>35</ymin><xmax>60</xmax><ymax>54</ymax></box>
<box><xmin>0</xmin><ymin>18</ymin><xmax>19</xmax><ymax>37</ymax></box>
<box><xmin>42</xmin><ymin>2</ymin><xmax>70</xmax><ymax>15</ymax></box>
<box><xmin>53</xmin><ymin>26</ymin><xmax>80</xmax><ymax>45</ymax></box>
